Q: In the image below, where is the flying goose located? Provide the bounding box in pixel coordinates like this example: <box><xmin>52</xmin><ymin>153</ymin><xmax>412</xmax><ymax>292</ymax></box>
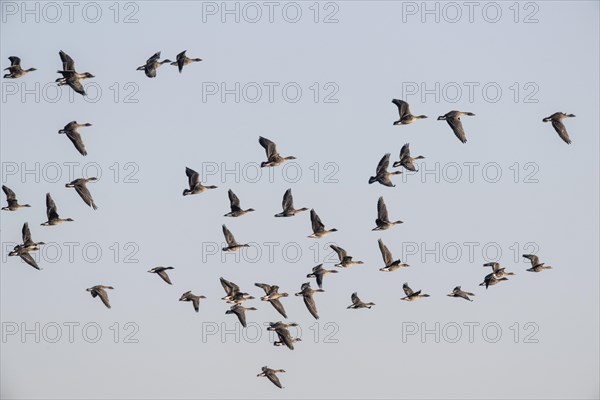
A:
<box><xmin>401</xmin><ymin>283</ymin><xmax>430</xmax><ymax>301</ymax></box>
<box><xmin>347</xmin><ymin>292</ymin><xmax>375</xmax><ymax>309</ymax></box>
<box><xmin>58</xmin><ymin>121</ymin><xmax>92</xmax><ymax>156</ymax></box>
<box><xmin>257</xmin><ymin>366</ymin><xmax>286</xmax><ymax>389</ymax></box>
<box><xmin>372</xmin><ymin>196</ymin><xmax>403</xmax><ymax>231</ymax></box>
<box><xmin>268</xmin><ymin>322</ymin><xmax>301</xmax><ymax>350</ymax></box>
<box><xmin>378</xmin><ymin>239</ymin><xmax>409</xmax><ymax>271</ymax></box>
<box><xmin>295</xmin><ymin>282</ymin><xmax>324</xmax><ymax>319</ymax></box>
<box><xmin>65</xmin><ymin>177</ymin><xmax>98</xmax><ymax>209</ymax></box>
<box><xmin>308</xmin><ymin>209</ymin><xmax>338</xmax><ymax>238</ymax></box>
<box><xmin>369</xmin><ymin>153</ymin><xmax>401</xmax><ymax>187</ymax></box>
<box><xmin>171</xmin><ymin>50</ymin><xmax>202</xmax><ymax>73</ymax></box>
<box><xmin>437</xmin><ymin>110</ymin><xmax>475</xmax><ymax>143</ymax></box>
<box><xmin>183</xmin><ymin>167</ymin><xmax>217</xmax><ymax>195</ymax></box>
<box><xmin>330</xmin><ymin>244</ymin><xmax>364</xmax><ymax>268</ymax></box>
<box><xmin>179</xmin><ymin>291</ymin><xmax>206</xmax><ymax>312</ymax></box>
<box><xmin>306</xmin><ymin>264</ymin><xmax>338</xmax><ymax>289</ymax></box>
<box><xmin>137</xmin><ymin>51</ymin><xmax>172</xmax><ymax>78</ymax></box>
<box><xmin>225</xmin><ymin>304</ymin><xmax>257</xmax><ymax>328</ymax></box>
<box><xmin>393</xmin><ymin>143</ymin><xmax>424</xmax><ymax>171</ymax></box>
<box><xmin>222</xmin><ymin>224</ymin><xmax>250</xmax><ymax>251</ymax></box>
<box><xmin>255</xmin><ymin>283</ymin><xmax>289</xmax><ymax>318</ymax></box>
<box><xmin>2</xmin><ymin>185</ymin><xmax>31</xmax><ymax>211</ymax></box>
<box><xmin>523</xmin><ymin>254</ymin><xmax>553</xmax><ymax>272</ymax></box>
<box><xmin>3</xmin><ymin>56</ymin><xmax>36</xmax><ymax>79</ymax></box>
<box><xmin>274</xmin><ymin>188</ymin><xmax>308</xmax><ymax>217</ymax></box>
<box><xmin>483</xmin><ymin>262</ymin><xmax>516</xmax><ymax>278</ymax></box>
<box><xmin>224</xmin><ymin>189</ymin><xmax>254</xmax><ymax>217</ymax></box>
<box><xmin>392</xmin><ymin>99</ymin><xmax>427</xmax><ymax>125</ymax></box>
<box><xmin>258</xmin><ymin>136</ymin><xmax>296</xmax><ymax>167</ymax></box>
<box><xmin>543</xmin><ymin>112</ymin><xmax>575</xmax><ymax>144</ymax></box>
<box><xmin>220</xmin><ymin>277</ymin><xmax>254</xmax><ymax>304</ymax></box>
<box><xmin>86</xmin><ymin>285</ymin><xmax>113</xmax><ymax>308</ymax></box>
<box><xmin>41</xmin><ymin>193</ymin><xmax>73</xmax><ymax>226</ymax></box>
<box><xmin>148</xmin><ymin>266</ymin><xmax>174</xmax><ymax>285</ymax></box>
<box><xmin>8</xmin><ymin>222</ymin><xmax>45</xmax><ymax>270</ymax></box>
<box><xmin>56</xmin><ymin>50</ymin><xmax>94</xmax><ymax>96</ymax></box>
<box><xmin>479</xmin><ymin>272</ymin><xmax>508</xmax><ymax>289</ymax></box>
<box><xmin>447</xmin><ymin>286</ymin><xmax>475</xmax><ymax>302</ymax></box>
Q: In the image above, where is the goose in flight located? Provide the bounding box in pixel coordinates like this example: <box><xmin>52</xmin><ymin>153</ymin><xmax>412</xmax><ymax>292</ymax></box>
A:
<box><xmin>41</xmin><ymin>193</ymin><xmax>74</xmax><ymax>226</ymax></box>
<box><xmin>8</xmin><ymin>222</ymin><xmax>45</xmax><ymax>270</ymax></box>
<box><xmin>224</xmin><ymin>189</ymin><xmax>254</xmax><ymax>217</ymax></box>
<box><xmin>522</xmin><ymin>254</ymin><xmax>553</xmax><ymax>272</ymax></box>
<box><xmin>137</xmin><ymin>51</ymin><xmax>172</xmax><ymax>78</ymax></box>
<box><xmin>58</xmin><ymin>121</ymin><xmax>92</xmax><ymax>156</ymax></box>
<box><xmin>56</xmin><ymin>50</ymin><xmax>94</xmax><ymax>95</ymax></box>
<box><xmin>347</xmin><ymin>292</ymin><xmax>375</xmax><ymax>309</ymax></box>
<box><xmin>65</xmin><ymin>177</ymin><xmax>98</xmax><ymax>209</ymax></box>
<box><xmin>437</xmin><ymin>110</ymin><xmax>475</xmax><ymax>143</ymax></box>
<box><xmin>401</xmin><ymin>283</ymin><xmax>430</xmax><ymax>301</ymax></box>
<box><xmin>257</xmin><ymin>366</ymin><xmax>286</xmax><ymax>389</ymax></box>
<box><xmin>369</xmin><ymin>153</ymin><xmax>401</xmax><ymax>187</ymax></box>
<box><xmin>220</xmin><ymin>277</ymin><xmax>254</xmax><ymax>304</ymax></box>
<box><xmin>274</xmin><ymin>188</ymin><xmax>308</xmax><ymax>217</ymax></box>
<box><xmin>308</xmin><ymin>209</ymin><xmax>338</xmax><ymax>238</ymax></box>
<box><xmin>483</xmin><ymin>262</ymin><xmax>515</xmax><ymax>279</ymax></box>
<box><xmin>86</xmin><ymin>285</ymin><xmax>113</xmax><ymax>308</ymax></box>
<box><xmin>2</xmin><ymin>185</ymin><xmax>31</xmax><ymax>211</ymax></box>
<box><xmin>182</xmin><ymin>167</ymin><xmax>217</xmax><ymax>196</ymax></box>
<box><xmin>222</xmin><ymin>224</ymin><xmax>250</xmax><ymax>251</ymax></box>
<box><xmin>392</xmin><ymin>99</ymin><xmax>427</xmax><ymax>125</ymax></box>
<box><xmin>226</xmin><ymin>304</ymin><xmax>257</xmax><ymax>327</ymax></box>
<box><xmin>179</xmin><ymin>291</ymin><xmax>206</xmax><ymax>312</ymax></box>
<box><xmin>267</xmin><ymin>322</ymin><xmax>300</xmax><ymax>350</ymax></box>
<box><xmin>255</xmin><ymin>283</ymin><xmax>289</xmax><ymax>318</ymax></box>
<box><xmin>330</xmin><ymin>244</ymin><xmax>364</xmax><ymax>268</ymax></box>
<box><xmin>372</xmin><ymin>196</ymin><xmax>403</xmax><ymax>231</ymax></box>
<box><xmin>306</xmin><ymin>264</ymin><xmax>338</xmax><ymax>289</ymax></box>
<box><xmin>543</xmin><ymin>112</ymin><xmax>575</xmax><ymax>144</ymax></box>
<box><xmin>3</xmin><ymin>56</ymin><xmax>36</xmax><ymax>79</ymax></box>
<box><xmin>258</xmin><ymin>136</ymin><xmax>296</xmax><ymax>167</ymax></box>
<box><xmin>479</xmin><ymin>272</ymin><xmax>508</xmax><ymax>289</ymax></box>
<box><xmin>393</xmin><ymin>143</ymin><xmax>424</xmax><ymax>171</ymax></box>
<box><xmin>378</xmin><ymin>239</ymin><xmax>409</xmax><ymax>272</ymax></box>
<box><xmin>148</xmin><ymin>266</ymin><xmax>175</xmax><ymax>285</ymax></box>
<box><xmin>295</xmin><ymin>282</ymin><xmax>324</xmax><ymax>320</ymax></box>
<box><xmin>171</xmin><ymin>50</ymin><xmax>202</xmax><ymax>73</ymax></box>
<box><xmin>447</xmin><ymin>286</ymin><xmax>475</xmax><ymax>302</ymax></box>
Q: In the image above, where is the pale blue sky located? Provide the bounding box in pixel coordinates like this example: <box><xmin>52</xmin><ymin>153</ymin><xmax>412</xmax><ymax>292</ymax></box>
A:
<box><xmin>1</xmin><ymin>1</ymin><xmax>599</xmax><ymax>399</ymax></box>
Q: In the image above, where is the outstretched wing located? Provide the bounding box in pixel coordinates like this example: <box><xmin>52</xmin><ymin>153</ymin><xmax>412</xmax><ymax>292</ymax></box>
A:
<box><xmin>351</xmin><ymin>292</ymin><xmax>360</xmax><ymax>304</ymax></box>
<box><xmin>97</xmin><ymin>288</ymin><xmax>111</xmax><ymax>308</ymax></box>
<box><xmin>66</xmin><ymin>130</ymin><xmax>87</xmax><ymax>156</ymax></box>
<box><xmin>74</xmin><ymin>183</ymin><xmax>97</xmax><ymax>209</ymax></box>
<box><xmin>59</xmin><ymin>50</ymin><xmax>75</xmax><ymax>71</ymax></box>
<box><xmin>157</xmin><ymin>270</ymin><xmax>172</xmax><ymax>285</ymax></box>
<box><xmin>378</xmin><ymin>239</ymin><xmax>392</xmax><ymax>265</ymax></box>
<box><xmin>400</xmin><ymin>143</ymin><xmax>411</xmax><ymax>159</ymax></box>
<box><xmin>270</xmin><ymin>299</ymin><xmax>287</xmax><ymax>319</ymax></box>
<box><xmin>2</xmin><ymin>185</ymin><xmax>16</xmax><ymax>201</ymax></box>
<box><xmin>185</xmin><ymin>167</ymin><xmax>199</xmax><ymax>188</ymax></box>
<box><xmin>147</xmin><ymin>51</ymin><xmax>161</xmax><ymax>64</ymax></box>
<box><xmin>259</xmin><ymin>136</ymin><xmax>278</xmax><ymax>159</ymax></box>
<box><xmin>377</xmin><ymin>196</ymin><xmax>389</xmax><ymax>222</ymax></box>
<box><xmin>282</xmin><ymin>188</ymin><xmax>294</xmax><ymax>211</ymax></box>
<box><xmin>228</xmin><ymin>189</ymin><xmax>241</xmax><ymax>212</ymax></box>
<box><xmin>330</xmin><ymin>245</ymin><xmax>347</xmax><ymax>260</ymax></box>
<box><xmin>67</xmin><ymin>78</ymin><xmax>86</xmax><ymax>96</ymax></box>
<box><xmin>267</xmin><ymin>372</ymin><xmax>282</xmax><ymax>388</ymax></box>
<box><xmin>403</xmin><ymin>283</ymin><xmax>414</xmax><ymax>297</ymax></box>
<box><xmin>46</xmin><ymin>193</ymin><xmax>59</xmax><ymax>220</ymax></box>
<box><xmin>303</xmin><ymin>294</ymin><xmax>319</xmax><ymax>319</ymax></box>
<box><xmin>447</xmin><ymin>116</ymin><xmax>467</xmax><ymax>143</ymax></box>
<box><xmin>222</xmin><ymin>225</ymin><xmax>237</xmax><ymax>246</ymax></box>
<box><xmin>9</xmin><ymin>56</ymin><xmax>22</xmax><ymax>67</ymax></box>
<box><xmin>376</xmin><ymin>153</ymin><xmax>391</xmax><ymax>175</ymax></box>
<box><xmin>552</xmin><ymin>120</ymin><xmax>571</xmax><ymax>144</ymax></box>
<box><xmin>254</xmin><ymin>282</ymin><xmax>273</xmax><ymax>294</ymax></box>
<box><xmin>310</xmin><ymin>209</ymin><xmax>325</xmax><ymax>233</ymax></box>
<box><xmin>21</xmin><ymin>222</ymin><xmax>32</xmax><ymax>244</ymax></box>
<box><xmin>392</xmin><ymin>99</ymin><xmax>410</xmax><ymax>118</ymax></box>
<box><xmin>20</xmin><ymin>252</ymin><xmax>40</xmax><ymax>270</ymax></box>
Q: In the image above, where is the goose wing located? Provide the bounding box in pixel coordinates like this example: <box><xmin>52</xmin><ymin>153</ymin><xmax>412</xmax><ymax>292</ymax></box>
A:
<box><xmin>351</xmin><ymin>292</ymin><xmax>360</xmax><ymax>304</ymax></box>
<box><xmin>228</xmin><ymin>189</ymin><xmax>241</xmax><ymax>212</ymax></box>
<box><xmin>400</xmin><ymin>143</ymin><xmax>411</xmax><ymax>159</ymax></box>
<box><xmin>46</xmin><ymin>193</ymin><xmax>59</xmax><ymax>221</ymax></box>
<box><xmin>310</xmin><ymin>209</ymin><xmax>325</xmax><ymax>233</ymax></box>
<box><xmin>96</xmin><ymin>288</ymin><xmax>111</xmax><ymax>308</ymax></box>
<box><xmin>66</xmin><ymin>78</ymin><xmax>86</xmax><ymax>96</ymax></box>
<box><xmin>185</xmin><ymin>167</ymin><xmax>200</xmax><ymax>188</ymax></box>
<box><xmin>378</xmin><ymin>239</ymin><xmax>393</xmax><ymax>265</ymax></box>
<box><xmin>20</xmin><ymin>252</ymin><xmax>40</xmax><ymax>270</ymax></box>
<box><xmin>259</xmin><ymin>136</ymin><xmax>279</xmax><ymax>160</ymax></box>
<box><xmin>282</xmin><ymin>188</ymin><xmax>294</xmax><ymax>212</ymax></box>
<box><xmin>446</xmin><ymin>115</ymin><xmax>467</xmax><ymax>143</ymax></box>
<box><xmin>147</xmin><ymin>51</ymin><xmax>161</xmax><ymax>64</ymax></box>
<box><xmin>330</xmin><ymin>245</ymin><xmax>347</xmax><ymax>260</ymax></box>
<box><xmin>21</xmin><ymin>222</ymin><xmax>32</xmax><ymax>244</ymax></box>
<box><xmin>376</xmin><ymin>153</ymin><xmax>391</xmax><ymax>175</ymax></box>
<box><xmin>73</xmin><ymin>182</ymin><xmax>96</xmax><ymax>209</ymax></box>
<box><xmin>392</xmin><ymin>99</ymin><xmax>410</xmax><ymax>118</ymax></box>
<box><xmin>157</xmin><ymin>270</ymin><xmax>172</xmax><ymax>285</ymax></box>
<box><xmin>2</xmin><ymin>185</ymin><xmax>16</xmax><ymax>202</ymax></box>
<box><xmin>66</xmin><ymin>130</ymin><xmax>87</xmax><ymax>156</ymax></box>
<box><xmin>551</xmin><ymin>120</ymin><xmax>571</xmax><ymax>144</ymax></box>
<box><xmin>254</xmin><ymin>282</ymin><xmax>273</xmax><ymax>294</ymax></box>
<box><xmin>222</xmin><ymin>225</ymin><xmax>237</xmax><ymax>246</ymax></box>
<box><xmin>403</xmin><ymin>283</ymin><xmax>414</xmax><ymax>297</ymax></box>
<box><xmin>303</xmin><ymin>294</ymin><xmax>319</xmax><ymax>319</ymax></box>
<box><xmin>59</xmin><ymin>50</ymin><xmax>75</xmax><ymax>71</ymax></box>
<box><xmin>377</xmin><ymin>196</ymin><xmax>389</xmax><ymax>222</ymax></box>
<box><xmin>266</xmin><ymin>371</ymin><xmax>283</xmax><ymax>388</ymax></box>
<box><xmin>270</xmin><ymin>299</ymin><xmax>287</xmax><ymax>319</ymax></box>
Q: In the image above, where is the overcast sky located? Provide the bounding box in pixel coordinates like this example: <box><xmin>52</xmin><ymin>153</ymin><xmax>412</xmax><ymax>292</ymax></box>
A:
<box><xmin>1</xmin><ymin>1</ymin><xmax>599</xmax><ymax>399</ymax></box>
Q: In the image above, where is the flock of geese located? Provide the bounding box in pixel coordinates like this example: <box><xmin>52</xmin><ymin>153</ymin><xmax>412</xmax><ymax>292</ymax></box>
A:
<box><xmin>3</xmin><ymin>50</ymin><xmax>565</xmax><ymax>390</ymax></box>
